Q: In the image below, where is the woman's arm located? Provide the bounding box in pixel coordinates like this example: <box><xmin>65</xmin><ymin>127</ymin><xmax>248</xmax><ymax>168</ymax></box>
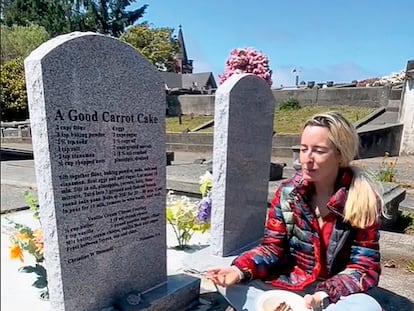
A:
<box><xmin>315</xmin><ymin>223</ymin><xmax>381</xmax><ymax>303</ymax></box>
<box><xmin>232</xmin><ymin>184</ymin><xmax>290</xmax><ymax>281</ymax></box>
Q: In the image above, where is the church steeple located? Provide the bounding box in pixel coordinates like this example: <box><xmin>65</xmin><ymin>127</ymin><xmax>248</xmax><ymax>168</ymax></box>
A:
<box><xmin>176</xmin><ymin>25</ymin><xmax>193</xmax><ymax>74</ymax></box>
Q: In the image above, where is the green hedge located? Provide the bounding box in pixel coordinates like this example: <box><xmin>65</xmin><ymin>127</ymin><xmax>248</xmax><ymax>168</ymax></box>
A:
<box><xmin>1</xmin><ymin>58</ymin><xmax>28</xmax><ymax>121</ymax></box>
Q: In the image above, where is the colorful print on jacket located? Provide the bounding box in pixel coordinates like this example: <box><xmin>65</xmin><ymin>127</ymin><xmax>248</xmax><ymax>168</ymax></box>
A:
<box><xmin>232</xmin><ymin>168</ymin><xmax>381</xmax><ymax>303</ymax></box>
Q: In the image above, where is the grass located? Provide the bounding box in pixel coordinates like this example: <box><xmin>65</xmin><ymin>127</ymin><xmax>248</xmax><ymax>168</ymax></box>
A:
<box><xmin>401</xmin><ymin>212</ymin><xmax>414</xmax><ymax>235</ymax></box>
<box><xmin>166</xmin><ymin>115</ymin><xmax>213</xmax><ymax>133</ymax></box>
<box><xmin>408</xmin><ymin>260</ymin><xmax>414</xmax><ymax>273</ymax></box>
<box><xmin>166</xmin><ymin>106</ymin><xmax>375</xmax><ymax>134</ymax></box>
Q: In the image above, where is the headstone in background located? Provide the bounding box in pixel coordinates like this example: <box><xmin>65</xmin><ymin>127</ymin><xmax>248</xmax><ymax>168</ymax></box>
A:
<box><xmin>25</xmin><ymin>32</ymin><xmax>199</xmax><ymax>311</ymax></box>
<box><xmin>211</xmin><ymin>74</ymin><xmax>275</xmax><ymax>256</ymax></box>
<box><xmin>399</xmin><ymin>59</ymin><xmax>414</xmax><ymax>155</ymax></box>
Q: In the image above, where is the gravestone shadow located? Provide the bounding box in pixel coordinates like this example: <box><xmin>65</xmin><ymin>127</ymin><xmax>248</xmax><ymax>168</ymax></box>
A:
<box><xmin>370</xmin><ymin>287</ymin><xmax>413</xmax><ymax>310</ymax></box>
<box><xmin>168</xmin><ymin>244</ymin><xmax>209</xmax><ymax>253</ymax></box>
<box><xmin>0</xmin><ymin>150</ymin><xmax>33</xmax><ymax>161</ymax></box>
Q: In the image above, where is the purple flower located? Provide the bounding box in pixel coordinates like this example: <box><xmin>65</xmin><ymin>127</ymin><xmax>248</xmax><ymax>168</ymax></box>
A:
<box><xmin>197</xmin><ymin>196</ymin><xmax>212</xmax><ymax>224</ymax></box>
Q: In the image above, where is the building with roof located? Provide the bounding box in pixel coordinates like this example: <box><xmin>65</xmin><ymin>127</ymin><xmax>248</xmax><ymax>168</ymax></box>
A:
<box><xmin>161</xmin><ymin>26</ymin><xmax>217</xmax><ymax>93</ymax></box>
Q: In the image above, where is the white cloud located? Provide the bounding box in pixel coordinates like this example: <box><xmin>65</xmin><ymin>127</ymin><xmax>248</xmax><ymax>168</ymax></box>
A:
<box><xmin>272</xmin><ymin>67</ymin><xmax>303</xmax><ymax>88</ymax></box>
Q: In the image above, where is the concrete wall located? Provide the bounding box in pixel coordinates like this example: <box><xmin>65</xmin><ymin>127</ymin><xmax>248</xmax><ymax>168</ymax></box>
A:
<box><xmin>164</xmin><ymin>123</ymin><xmax>403</xmax><ymax>159</ymax></box>
<box><xmin>166</xmin><ymin>132</ymin><xmax>299</xmax><ymax>157</ymax></box>
<box><xmin>358</xmin><ymin>124</ymin><xmax>403</xmax><ymax>158</ymax></box>
<box><xmin>168</xmin><ymin>86</ymin><xmax>393</xmax><ymax>116</ymax></box>
<box><xmin>167</xmin><ymin>94</ymin><xmax>215</xmax><ymax>116</ymax></box>
<box><xmin>271</xmin><ymin>86</ymin><xmax>391</xmax><ymax>107</ymax></box>
<box><xmin>399</xmin><ymin>60</ymin><xmax>414</xmax><ymax>155</ymax></box>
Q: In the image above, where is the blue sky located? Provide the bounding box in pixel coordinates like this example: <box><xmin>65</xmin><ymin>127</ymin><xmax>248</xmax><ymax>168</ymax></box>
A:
<box><xmin>130</xmin><ymin>0</ymin><xmax>412</xmax><ymax>87</ymax></box>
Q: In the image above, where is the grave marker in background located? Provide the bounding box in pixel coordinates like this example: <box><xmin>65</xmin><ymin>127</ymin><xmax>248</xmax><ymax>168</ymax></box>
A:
<box><xmin>25</xmin><ymin>32</ymin><xmax>198</xmax><ymax>311</ymax></box>
<box><xmin>211</xmin><ymin>74</ymin><xmax>275</xmax><ymax>256</ymax></box>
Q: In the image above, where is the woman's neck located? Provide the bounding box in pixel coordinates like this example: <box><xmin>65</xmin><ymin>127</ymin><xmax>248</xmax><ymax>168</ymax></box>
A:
<box><xmin>313</xmin><ymin>179</ymin><xmax>336</xmax><ymax>199</ymax></box>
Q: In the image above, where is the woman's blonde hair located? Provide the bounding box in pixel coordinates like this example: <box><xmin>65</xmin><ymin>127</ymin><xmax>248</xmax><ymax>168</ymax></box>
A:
<box><xmin>303</xmin><ymin>111</ymin><xmax>384</xmax><ymax>228</ymax></box>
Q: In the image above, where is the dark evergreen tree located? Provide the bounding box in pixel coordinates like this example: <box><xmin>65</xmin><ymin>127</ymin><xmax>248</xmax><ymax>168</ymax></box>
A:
<box><xmin>1</xmin><ymin>0</ymin><xmax>71</xmax><ymax>37</ymax></box>
<box><xmin>1</xmin><ymin>0</ymin><xmax>147</xmax><ymax>38</ymax></box>
<box><xmin>84</xmin><ymin>0</ymin><xmax>147</xmax><ymax>37</ymax></box>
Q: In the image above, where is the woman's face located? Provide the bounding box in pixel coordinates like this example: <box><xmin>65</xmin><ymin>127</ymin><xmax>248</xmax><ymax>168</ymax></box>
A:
<box><xmin>299</xmin><ymin>125</ymin><xmax>341</xmax><ymax>183</ymax></box>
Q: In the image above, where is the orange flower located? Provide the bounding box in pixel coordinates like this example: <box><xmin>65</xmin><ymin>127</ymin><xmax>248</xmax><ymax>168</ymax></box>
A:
<box><xmin>10</xmin><ymin>244</ymin><xmax>24</xmax><ymax>262</ymax></box>
<box><xmin>33</xmin><ymin>228</ymin><xmax>44</xmax><ymax>256</ymax></box>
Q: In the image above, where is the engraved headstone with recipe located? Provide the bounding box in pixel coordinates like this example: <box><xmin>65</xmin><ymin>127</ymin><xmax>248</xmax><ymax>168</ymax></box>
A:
<box><xmin>25</xmin><ymin>32</ymin><xmax>173</xmax><ymax>311</ymax></box>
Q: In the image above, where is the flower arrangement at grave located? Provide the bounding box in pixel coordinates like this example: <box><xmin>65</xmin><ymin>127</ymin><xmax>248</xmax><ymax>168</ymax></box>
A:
<box><xmin>166</xmin><ymin>171</ymin><xmax>212</xmax><ymax>249</ymax></box>
<box><xmin>6</xmin><ymin>191</ymin><xmax>49</xmax><ymax>300</ymax></box>
<box><xmin>219</xmin><ymin>47</ymin><xmax>273</xmax><ymax>87</ymax></box>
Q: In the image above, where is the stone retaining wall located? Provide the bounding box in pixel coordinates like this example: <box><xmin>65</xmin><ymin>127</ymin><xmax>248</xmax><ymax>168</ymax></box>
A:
<box><xmin>166</xmin><ymin>86</ymin><xmax>398</xmax><ymax>116</ymax></box>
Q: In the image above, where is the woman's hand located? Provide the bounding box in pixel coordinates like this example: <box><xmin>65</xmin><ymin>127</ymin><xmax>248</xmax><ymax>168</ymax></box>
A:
<box><xmin>304</xmin><ymin>291</ymin><xmax>328</xmax><ymax>309</ymax></box>
<box><xmin>205</xmin><ymin>266</ymin><xmax>241</xmax><ymax>287</ymax></box>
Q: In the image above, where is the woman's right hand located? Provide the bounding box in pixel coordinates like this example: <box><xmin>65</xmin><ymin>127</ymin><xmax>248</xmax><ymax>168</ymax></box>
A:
<box><xmin>205</xmin><ymin>266</ymin><xmax>242</xmax><ymax>287</ymax></box>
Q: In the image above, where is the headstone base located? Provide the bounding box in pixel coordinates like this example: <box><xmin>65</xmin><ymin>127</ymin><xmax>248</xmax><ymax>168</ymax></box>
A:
<box><xmin>113</xmin><ymin>274</ymin><xmax>200</xmax><ymax>311</ymax></box>
<box><xmin>381</xmin><ymin>182</ymin><xmax>407</xmax><ymax>229</ymax></box>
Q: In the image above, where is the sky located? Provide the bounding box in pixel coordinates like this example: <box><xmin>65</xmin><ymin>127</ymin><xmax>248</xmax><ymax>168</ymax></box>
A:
<box><xmin>130</xmin><ymin>0</ymin><xmax>413</xmax><ymax>87</ymax></box>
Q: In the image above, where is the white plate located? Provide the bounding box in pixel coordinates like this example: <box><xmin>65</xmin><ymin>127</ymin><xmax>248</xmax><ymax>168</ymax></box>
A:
<box><xmin>255</xmin><ymin>290</ymin><xmax>310</xmax><ymax>311</ymax></box>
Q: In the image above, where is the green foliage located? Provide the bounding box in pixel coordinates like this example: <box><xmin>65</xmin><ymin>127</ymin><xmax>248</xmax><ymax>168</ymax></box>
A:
<box><xmin>278</xmin><ymin>98</ymin><xmax>301</xmax><ymax>111</ymax></box>
<box><xmin>84</xmin><ymin>0</ymin><xmax>148</xmax><ymax>37</ymax></box>
<box><xmin>120</xmin><ymin>23</ymin><xmax>179</xmax><ymax>71</ymax></box>
<box><xmin>20</xmin><ymin>263</ymin><xmax>48</xmax><ymax>293</ymax></box>
<box><xmin>166</xmin><ymin>194</ymin><xmax>210</xmax><ymax>249</ymax></box>
<box><xmin>166</xmin><ymin>106</ymin><xmax>375</xmax><ymax>134</ymax></box>
<box><xmin>1</xmin><ymin>0</ymin><xmax>147</xmax><ymax>37</ymax></box>
<box><xmin>401</xmin><ymin>212</ymin><xmax>414</xmax><ymax>235</ymax></box>
<box><xmin>24</xmin><ymin>190</ymin><xmax>40</xmax><ymax>220</ymax></box>
<box><xmin>5</xmin><ymin>190</ymin><xmax>48</xmax><ymax>299</ymax></box>
<box><xmin>166</xmin><ymin>115</ymin><xmax>213</xmax><ymax>133</ymax></box>
<box><xmin>408</xmin><ymin>260</ymin><xmax>414</xmax><ymax>273</ymax></box>
<box><xmin>1</xmin><ymin>24</ymin><xmax>49</xmax><ymax>64</ymax></box>
<box><xmin>1</xmin><ymin>0</ymin><xmax>72</xmax><ymax>37</ymax></box>
<box><xmin>166</xmin><ymin>172</ymin><xmax>212</xmax><ymax>249</ymax></box>
<box><xmin>0</xmin><ymin>58</ymin><xmax>28</xmax><ymax>121</ymax></box>
<box><xmin>375</xmin><ymin>153</ymin><xmax>397</xmax><ymax>182</ymax></box>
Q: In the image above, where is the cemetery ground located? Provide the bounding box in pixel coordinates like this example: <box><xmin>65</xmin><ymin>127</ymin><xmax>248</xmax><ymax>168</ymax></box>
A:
<box><xmin>1</xmin><ymin>149</ymin><xmax>413</xmax><ymax>310</ymax></box>
<box><xmin>165</xmin><ymin>106</ymin><xmax>375</xmax><ymax>133</ymax></box>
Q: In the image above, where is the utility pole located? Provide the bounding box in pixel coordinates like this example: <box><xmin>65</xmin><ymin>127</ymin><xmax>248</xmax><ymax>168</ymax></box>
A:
<box><xmin>292</xmin><ymin>67</ymin><xmax>302</xmax><ymax>87</ymax></box>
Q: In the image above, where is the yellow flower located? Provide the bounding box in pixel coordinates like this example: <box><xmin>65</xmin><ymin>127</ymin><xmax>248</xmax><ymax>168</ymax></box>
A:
<box><xmin>14</xmin><ymin>232</ymin><xmax>30</xmax><ymax>242</ymax></box>
<box><xmin>33</xmin><ymin>229</ymin><xmax>44</xmax><ymax>256</ymax></box>
<box><xmin>10</xmin><ymin>244</ymin><xmax>24</xmax><ymax>262</ymax></box>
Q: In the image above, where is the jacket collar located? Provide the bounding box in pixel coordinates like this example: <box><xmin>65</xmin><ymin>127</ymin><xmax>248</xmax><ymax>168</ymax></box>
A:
<box><xmin>290</xmin><ymin>168</ymin><xmax>354</xmax><ymax>217</ymax></box>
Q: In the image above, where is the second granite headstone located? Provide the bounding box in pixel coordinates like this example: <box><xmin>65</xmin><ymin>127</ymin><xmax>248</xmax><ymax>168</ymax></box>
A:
<box><xmin>211</xmin><ymin>74</ymin><xmax>275</xmax><ymax>256</ymax></box>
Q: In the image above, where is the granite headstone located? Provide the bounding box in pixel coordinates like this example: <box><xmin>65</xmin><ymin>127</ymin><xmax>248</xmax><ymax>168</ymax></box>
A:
<box><xmin>211</xmin><ymin>74</ymin><xmax>275</xmax><ymax>256</ymax></box>
<box><xmin>25</xmin><ymin>32</ymin><xmax>198</xmax><ymax>311</ymax></box>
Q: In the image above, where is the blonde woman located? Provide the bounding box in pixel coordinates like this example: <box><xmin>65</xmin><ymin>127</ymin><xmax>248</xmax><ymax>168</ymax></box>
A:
<box><xmin>206</xmin><ymin>112</ymin><xmax>384</xmax><ymax>310</ymax></box>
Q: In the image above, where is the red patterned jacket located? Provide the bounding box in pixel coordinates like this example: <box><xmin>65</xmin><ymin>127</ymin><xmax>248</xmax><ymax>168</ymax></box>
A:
<box><xmin>232</xmin><ymin>168</ymin><xmax>381</xmax><ymax>303</ymax></box>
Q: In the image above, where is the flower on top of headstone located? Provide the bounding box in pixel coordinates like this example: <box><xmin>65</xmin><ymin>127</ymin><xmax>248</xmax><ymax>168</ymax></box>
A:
<box><xmin>219</xmin><ymin>47</ymin><xmax>273</xmax><ymax>87</ymax></box>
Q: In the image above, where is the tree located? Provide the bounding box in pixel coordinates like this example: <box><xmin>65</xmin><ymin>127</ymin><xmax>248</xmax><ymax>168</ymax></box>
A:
<box><xmin>120</xmin><ymin>23</ymin><xmax>179</xmax><ymax>71</ymax></box>
<box><xmin>1</xmin><ymin>0</ymin><xmax>148</xmax><ymax>38</ymax></box>
<box><xmin>81</xmin><ymin>0</ymin><xmax>147</xmax><ymax>37</ymax></box>
<box><xmin>0</xmin><ymin>58</ymin><xmax>28</xmax><ymax>121</ymax></box>
<box><xmin>1</xmin><ymin>24</ymin><xmax>50</xmax><ymax>64</ymax></box>
<box><xmin>1</xmin><ymin>0</ymin><xmax>72</xmax><ymax>37</ymax></box>
<box><xmin>220</xmin><ymin>47</ymin><xmax>273</xmax><ymax>87</ymax></box>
